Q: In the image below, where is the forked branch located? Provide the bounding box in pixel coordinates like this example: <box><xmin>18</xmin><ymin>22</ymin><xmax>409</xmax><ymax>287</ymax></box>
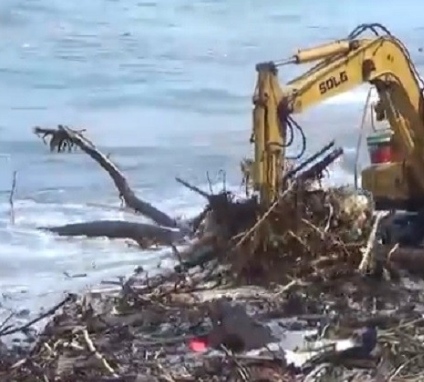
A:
<box><xmin>33</xmin><ymin>126</ymin><xmax>177</xmax><ymax>228</ymax></box>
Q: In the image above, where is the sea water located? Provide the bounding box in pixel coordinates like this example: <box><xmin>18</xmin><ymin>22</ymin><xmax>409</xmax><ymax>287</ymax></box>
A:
<box><xmin>0</xmin><ymin>0</ymin><xmax>423</xmax><ymax>322</ymax></box>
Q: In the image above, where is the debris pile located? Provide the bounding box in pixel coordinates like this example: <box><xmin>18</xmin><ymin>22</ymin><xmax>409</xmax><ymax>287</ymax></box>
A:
<box><xmin>2</xmin><ymin>269</ymin><xmax>424</xmax><ymax>381</ymax></box>
<box><xmin>1</xmin><ymin>126</ymin><xmax>424</xmax><ymax>381</ymax></box>
<box><xmin>32</xmin><ymin>126</ymin><xmax>380</xmax><ymax>287</ymax></box>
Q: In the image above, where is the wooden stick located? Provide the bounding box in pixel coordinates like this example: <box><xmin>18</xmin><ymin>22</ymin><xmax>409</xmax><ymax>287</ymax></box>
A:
<box><xmin>82</xmin><ymin>329</ymin><xmax>118</xmax><ymax>377</ymax></box>
<box><xmin>358</xmin><ymin>211</ymin><xmax>389</xmax><ymax>273</ymax></box>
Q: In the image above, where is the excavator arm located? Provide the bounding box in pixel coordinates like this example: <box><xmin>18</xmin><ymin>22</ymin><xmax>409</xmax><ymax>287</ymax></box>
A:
<box><xmin>251</xmin><ymin>24</ymin><xmax>424</xmax><ymax>211</ymax></box>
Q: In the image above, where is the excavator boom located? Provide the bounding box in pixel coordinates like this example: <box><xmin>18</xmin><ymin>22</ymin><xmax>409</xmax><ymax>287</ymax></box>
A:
<box><xmin>251</xmin><ymin>24</ymin><xmax>424</xmax><ymax>211</ymax></box>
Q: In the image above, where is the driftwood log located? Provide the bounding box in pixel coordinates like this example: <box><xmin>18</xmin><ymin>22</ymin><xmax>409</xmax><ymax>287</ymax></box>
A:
<box><xmin>40</xmin><ymin>220</ymin><xmax>184</xmax><ymax>247</ymax></box>
<box><xmin>35</xmin><ymin>126</ymin><xmax>177</xmax><ymax>228</ymax></box>
<box><xmin>34</xmin><ymin>126</ymin><xmax>195</xmax><ymax>249</ymax></box>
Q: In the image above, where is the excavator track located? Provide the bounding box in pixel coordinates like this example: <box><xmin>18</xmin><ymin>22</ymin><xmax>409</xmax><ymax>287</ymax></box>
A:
<box><xmin>378</xmin><ymin>212</ymin><xmax>424</xmax><ymax>246</ymax></box>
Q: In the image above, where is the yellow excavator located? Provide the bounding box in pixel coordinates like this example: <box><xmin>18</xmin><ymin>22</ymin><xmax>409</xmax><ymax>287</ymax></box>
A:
<box><xmin>250</xmin><ymin>23</ymin><xmax>424</xmax><ymax>244</ymax></box>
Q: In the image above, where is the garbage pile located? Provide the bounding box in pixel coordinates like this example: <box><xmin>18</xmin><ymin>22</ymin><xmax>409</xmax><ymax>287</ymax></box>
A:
<box><xmin>2</xmin><ymin>268</ymin><xmax>424</xmax><ymax>381</ymax></box>
<box><xmin>1</xmin><ymin>126</ymin><xmax>424</xmax><ymax>381</ymax></box>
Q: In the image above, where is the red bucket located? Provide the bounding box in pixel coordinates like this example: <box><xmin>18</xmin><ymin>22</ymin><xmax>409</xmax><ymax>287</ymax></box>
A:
<box><xmin>369</xmin><ymin>145</ymin><xmax>393</xmax><ymax>164</ymax></box>
<box><xmin>366</xmin><ymin>131</ymin><xmax>393</xmax><ymax>164</ymax></box>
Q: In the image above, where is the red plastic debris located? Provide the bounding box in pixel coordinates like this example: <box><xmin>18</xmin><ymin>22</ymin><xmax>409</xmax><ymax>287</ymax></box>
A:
<box><xmin>189</xmin><ymin>337</ymin><xmax>208</xmax><ymax>352</ymax></box>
